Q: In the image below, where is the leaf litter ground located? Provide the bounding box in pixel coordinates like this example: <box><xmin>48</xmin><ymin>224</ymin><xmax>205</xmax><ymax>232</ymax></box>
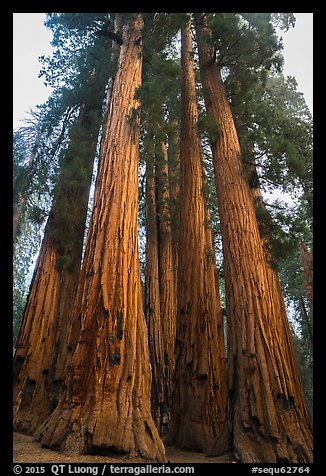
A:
<box><xmin>14</xmin><ymin>432</ymin><xmax>237</xmax><ymax>464</ymax></box>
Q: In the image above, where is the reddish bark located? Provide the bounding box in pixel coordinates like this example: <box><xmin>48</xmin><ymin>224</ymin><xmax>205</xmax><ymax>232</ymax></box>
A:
<box><xmin>166</xmin><ymin>16</ymin><xmax>227</xmax><ymax>452</ymax></box>
<box><xmin>13</xmin><ymin>103</ymin><xmax>100</xmax><ymax>435</ymax></box>
<box><xmin>195</xmin><ymin>13</ymin><xmax>313</xmax><ymax>462</ymax></box>
<box><xmin>34</xmin><ymin>15</ymin><xmax>165</xmax><ymax>461</ymax></box>
<box><xmin>145</xmin><ymin>152</ymin><xmax>165</xmax><ymax>433</ymax></box>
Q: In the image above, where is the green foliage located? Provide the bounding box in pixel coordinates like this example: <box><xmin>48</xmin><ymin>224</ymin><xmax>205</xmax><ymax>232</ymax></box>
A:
<box><xmin>41</xmin><ymin>13</ymin><xmax>112</xmax><ymax>87</ymax></box>
<box><xmin>254</xmin><ymin>200</ymin><xmax>299</xmax><ymax>267</ymax></box>
<box><xmin>271</xmin><ymin>13</ymin><xmax>296</xmax><ymax>32</ymax></box>
<box><xmin>223</xmin><ymin>33</ymin><xmax>313</xmax><ymax>276</ymax></box>
<box><xmin>13</xmin><ymin>220</ymin><xmax>42</xmax><ymax>343</ymax></box>
<box><xmin>48</xmin><ymin>102</ymin><xmax>103</xmax><ymax>272</ymax></box>
<box><xmin>279</xmin><ymin>239</ymin><xmax>313</xmax><ymax>418</ymax></box>
<box><xmin>138</xmin><ymin>51</ymin><xmax>181</xmax><ymax>129</ymax></box>
<box><xmin>206</xmin><ymin>13</ymin><xmax>284</xmax><ymax>75</ymax></box>
<box><xmin>231</xmin><ymin>73</ymin><xmax>312</xmax><ymax>197</ymax></box>
<box><xmin>291</xmin><ymin>328</ymin><xmax>313</xmax><ymax>420</ymax></box>
<box><xmin>13</xmin><ymin>115</ymin><xmax>57</xmax><ymax>239</ymax></box>
<box><xmin>13</xmin><ymin>131</ymin><xmax>28</xmax><ymax>212</ymax></box>
<box><xmin>142</xmin><ymin>13</ymin><xmax>185</xmax><ymax>59</ymax></box>
<box><xmin>22</xmin><ymin>13</ymin><xmax>115</xmax><ymax>272</ymax></box>
<box><xmin>197</xmin><ymin>112</ymin><xmax>220</xmax><ymax>142</ymax></box>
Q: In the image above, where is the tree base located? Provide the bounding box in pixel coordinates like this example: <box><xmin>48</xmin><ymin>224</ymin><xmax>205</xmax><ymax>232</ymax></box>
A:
<box><xmin>209</xmin><ymin>419</ymin><xmax>313</xmax><ymax>463</ymax></box>
<box><xmin>34</xmin><ymin>400</ymin><xmax>166</xmax><ymax>462</ymax></box>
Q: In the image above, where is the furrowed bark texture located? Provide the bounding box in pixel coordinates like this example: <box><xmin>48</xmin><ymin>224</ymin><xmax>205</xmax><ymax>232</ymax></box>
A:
<box><xmin>145</xmin><ymin>154</ymin><xmax>165</xmax><ymax>434</ymax></box>
<box><xmin>195</xmin><ymin>14</ymin><xmax>313</xmax><ymax>463</ymax></box>
<box><xmin>13</xmin><ymin>228</ymin><xmax>78</xmax><ymax>435</ymax></box>
<box><xmin>34</xmin><ymin>16</ymin><xmax>166</xmax><ymax>462</ymax></box>
<box><xmin>145</xmin><ymin>136</ymin><xmax>177</xmax><ymax>438</ymax></box>
<box><xmin>166</xmin><ymin>17</ymin><xmax>227</xmax><ymax>452</ymax></box>
<box><xmin>13</xmin><ymin>103</ymin><xmax>101</xmax><ymax>436</ymax></box>
<box><xmin>167</xmin><ymin>119</ymin><xmax>180</xmax><ymax>295</ymax></box>
<box><xmin>155</xmin><ymin>140</ymin><xmax>177</xmax><ymax>437</ymax></box>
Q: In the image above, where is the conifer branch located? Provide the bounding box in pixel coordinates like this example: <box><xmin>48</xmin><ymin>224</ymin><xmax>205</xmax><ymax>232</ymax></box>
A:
<box><xmin>95</xmin><ymin>27</ymin><xmax>123</xmax><ymax>45</ymax></box>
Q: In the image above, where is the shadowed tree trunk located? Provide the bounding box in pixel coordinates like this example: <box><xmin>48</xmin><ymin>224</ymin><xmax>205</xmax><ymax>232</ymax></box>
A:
<box><xmin>167</xmin><ymin>118</ymin><xmax>180</xmax><ymax>301</ymax></box>
<box><xmin>195</xmin><ymin>13</ymin><xmax>313</xmax><ymax>463</ymax></box>
<box><xmin>145</xmin><ymin>132</ymin><xmax>177</xmax><ymax>438</ymax></box>
<box><xmin>166</xmin><ymin>15</ymin><xmax>227</xmax><ymax>452</ymax></box>
<box><xmin>13</xmin><ymin>99</ymin><xmax>103</xmax><ymax>435</ymax></box>
<box><xmin>13</xmin><ymin>194</ymin><xmax>26</xmax><ymax>239</ymax></box>
<box><xmin>155</xmin><ymin>139</ymin><xmax>177</xmax><ymax>437</ymax></box>
<box><xmin>144</xmin><ymin>150</ymin><xmax>165</xmax><ymax>434</ymax></box>
<box><xmin>13</xmin><ymin>130</ymin><xmax>42</xmax><ymax>240</ymax></box>
<box><xmin>300</xmin><ymin>240</ymin><xmax>313</xmax><ymax>311</ymax></box>
<box><xmin>34</xmin><ymin>15</ymin><xmax>166</xmax><ymax>461</ymax></box>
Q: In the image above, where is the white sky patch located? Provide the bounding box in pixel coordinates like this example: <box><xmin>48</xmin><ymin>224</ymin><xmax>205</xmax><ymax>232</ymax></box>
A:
<box><xmin>13</xmin><ymin>13</ymin><xmax>313</xmax><ymax>127</ymax></box>
<box><xmin>277</xmin><ymin>12</ymin><xmax>313</xmax><ymax>115</ymax></box>
<box><xmin>13</xmin><ymin>13</ymin><xmax>54</xmax><ymax>129</ymax></box>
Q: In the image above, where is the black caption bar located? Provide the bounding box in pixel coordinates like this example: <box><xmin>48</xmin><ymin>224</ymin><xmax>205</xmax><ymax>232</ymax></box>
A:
<box><xmin>11</xmin><ymin>463</ymin><xmax>315</xmax><ymax>476</ymax></box>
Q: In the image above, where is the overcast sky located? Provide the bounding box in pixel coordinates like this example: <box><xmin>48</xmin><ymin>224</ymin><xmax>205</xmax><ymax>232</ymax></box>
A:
<box><xmin>278</xmin><ymin>13</ymin><xmax>313</xmax><ymax>113</ymax></box>
<box><xmin>13</xmin><ymin>13</ymin><xmax>313</xmax><ymax>129</ymax></box>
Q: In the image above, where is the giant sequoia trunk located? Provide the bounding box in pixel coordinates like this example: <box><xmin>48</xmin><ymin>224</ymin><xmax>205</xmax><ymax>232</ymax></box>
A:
<box><xmin>145</xmin><ymin>135</ymin><xmax>177</xmax><ymax>438</ymax></box>
<box><xmin>13</xmin><ymin>226</ymin><xmax>79</xmax><ymax>435</ymax></box>
<box><xmin>167</xmin><ymin>117</ymin><xmax>180</xmax><ymax>296</ymax></box>
<box><xmin>195</xmin><ymin>13</ymin><xmax>313</xmax><ymax>463</ymax></box>
<box><xmin>144</xmin><ymin>152</ymin><xmax>165</xmax><ymax>434</ymax></box>
<box><xmin>34</xmin><ymin>15</ymin><xmax>166</xmax><ymax>461</ymax></box>
<box><xmin>155</xmin><ymin>139</ymin><xmax>177</xmax><ymax>437</ymax></box>
<box><xmin>166</xmin><ymin>17</ymin><xmax>227</xmax><ymax>452</ymax></box>
<box><xmin>13</xmin><ymin>100</ymin><xmax>102</xmax><ymax>435</ymax></box>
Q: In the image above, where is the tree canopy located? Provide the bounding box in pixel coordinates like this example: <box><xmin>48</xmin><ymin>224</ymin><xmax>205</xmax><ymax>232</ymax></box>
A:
<box><xmin>13</xmin><ymin>12</ymin><xmax>313</xmax><ymax>462</ymax></box>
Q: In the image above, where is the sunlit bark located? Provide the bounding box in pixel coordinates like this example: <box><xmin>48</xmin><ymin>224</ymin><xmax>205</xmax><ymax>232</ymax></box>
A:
<box><xmin>195</xmin><ymin>13</ymin><xmax>313</xmax><ymax>463</ymax></box>
<box><xmin>34</xmin><ymin>15</ymin><xmax>166</xmax><ymax>461</ymax></box>
<box><xmin>167</xmin><ymin>16</ymin><xmax>227</xmax><ymax>452</ymax></box>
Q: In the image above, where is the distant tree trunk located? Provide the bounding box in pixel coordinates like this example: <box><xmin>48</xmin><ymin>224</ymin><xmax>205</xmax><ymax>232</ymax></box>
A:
<box><xmin>166</xmin><ymin>16</ymin><xmax>227</xmax><ymax>452</ymax></box>
<box><xmin>144</xmin><ymin>151</ymin><xmax>165</xmax><ymax>434</ymax></box>
<box><xmin>145</xmin><ymin>131</ymin><xmax>177</xmax><ymax>438</ymax></box>
<box><xmin>299</xmin><ymin>297</ymin><xmax>313</xmax><ymax>352</ymax></box>
<box><xmin>167</xmin><ymin>118</ymin><xmax>180</xmax><ymax>294</ymax></box>
<box><xmin>13</xmin><ymin>226</ymin><xmax>78</xmax><ymax>435</ymax></box>
<box><xmin>300</xmin><ymin>240</ymin><xmax>313</xmax><ymax>311</ymax></box>
<box><xmin>34</xmin><ymin>15</ymin><xmax>166</xmax><ymax>461</ymax></box>
<box><xmin>13</xmin><ymin>136</ymin><xmax>40</xmax><ymax>240</ymax></box>
<box><xmin>155</xmin><ymin>138</ymin><xmax>177</xmax><ymax>437</ymax></box>
<box><xmin>13</xmin><ymin>194</ymin><xmax>26</xmax><ymax>238</ymax></box>
<box><xmin>13</xmin><ymin>100</ymin><xmax>102</xmax><ymax>435</ymax></box>
<box><xmin>195</xmin><ymin>13</ymin><xmax>313</xmax><ymax>463</ymax></box>
<box><xmin>100</xmin><ymin>13</ymin><xmax>123</xmax><ymax>142</ymax></box>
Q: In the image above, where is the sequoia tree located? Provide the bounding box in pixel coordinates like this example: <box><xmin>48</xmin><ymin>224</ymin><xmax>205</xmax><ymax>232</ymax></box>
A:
<box><xmin>166</xmin><ymin>15</ymin><xmax>227</xmax><ymax>452</ymax></box>
<box><xmin>194</xmin><ymin>13</ymin><xmax>312</xmax><ymax>462</ymax></box>
<box><xmin>34</xmin><ymin>15</ymin><xmax>166</xmax><ymax>461</ymax></box>
<box><xmin>167</xmin><ymin>118</ymin><xmax>180</xmax><ymax>290</ymax></box>
<box><xmin>144</xmin><ymin>135</ymin><xmax>177</xmax><ymax>438</ymax></box>
<box><xmin>155</xmin><ymin>138</ymin><xmax>177</xmax><ymax>436</ymax></box>
<box><xmin>13</xmin><ymin>93</ymin><xmax>104</xmax><ymax>435</ymax></box>
<box><xmin>13</xmin><ymin>13</ymin><xmax>124</xmax><ymax>436</ymax></box>
<box><xmin>140</xmin><ymin>47</ymin><xmax>180</xmax><ymax>437</ymax></box>
<box><xmin>144</xmin><ymin>147</ymin><xmax>166</xmax><ymax>434</ymax></box>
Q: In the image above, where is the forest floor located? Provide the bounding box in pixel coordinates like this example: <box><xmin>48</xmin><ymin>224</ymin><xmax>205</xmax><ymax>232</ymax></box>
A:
<box><xmin>13</xmin><ymin>432</ymin><xmax>237</xmax><ymax>464</ymax></box>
